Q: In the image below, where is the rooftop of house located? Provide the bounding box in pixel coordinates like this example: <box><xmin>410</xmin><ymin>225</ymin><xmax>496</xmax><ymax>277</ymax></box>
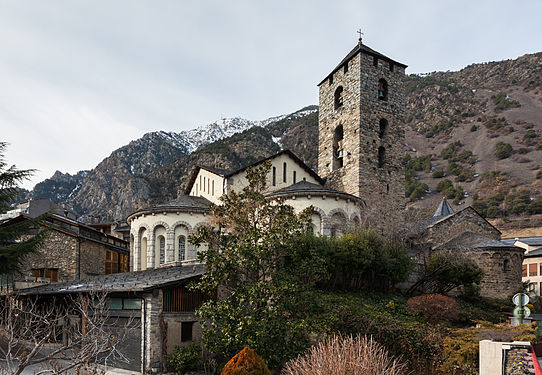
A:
<box><xmin>318</xmin><ymin>41</ymin><xmax>407</xmax><ymax>86</ymax></box>
<box><xmin>127</xmin><ymin>195</ymin><xmax>211</xmax><ymax>221</ymax></box>
<box><xmin>265</xmin><ymin>180</ymin><xmax>362</xmax><ymax>203</ymax></box>
<box><xmin>501</xmin><ymin>237</ymin><xmax>542</xmax><ymax>247</ymax></box>
<box><xmin>434</xmin><ymin>231</ymin><xmax>521</xmax><ymax>251</ymax></box>
<box><xmin>19</xmin><ymin>263</ymin><xmax>206</xmax><ymax>295</ymax></box>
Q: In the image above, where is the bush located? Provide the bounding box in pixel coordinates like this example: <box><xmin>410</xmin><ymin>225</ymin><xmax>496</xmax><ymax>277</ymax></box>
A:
<box><xmin>536</xmin><ymin>170</ymin><xmax>542</xmax><ymax>179</ymax></box>
<box><xmin>436</xmin><ymin>179</ymin><xmax>453</xmax><ymax>192</ymax></box>
<box><xmin>495</xmin><ymin>142</ymin><xmax>513</xmax><ymax>159</ymax></box>
<box><xmin>221</xmin><ymin>347</ymin><xmax>271</xmax><ymax>375</ymax></box>
<box><xmin>492</xmin><ymin>92</ymin><xmax>521</xmax><ymax>112</ymax></box>
<box><xmin>297</xmin><ymin>230</ymin><xmax>413</xmax><ymax>291</ymax></box>
<box><xmin>470</xmin><ymin>125</ymin><xmax>478</xmax><ymax>132</ymax></box>
<box><xmin>166</xmin><ymin>342</ymin><xmax>203</xmax><ymax>374</ymax></box>
<box><xmin>432</xmin><ymin>170</ymin><xmax>445</xmax><ymax>178</ymax></box>
<box><xmin>407</xmin><ymin>294</ymin><xmax>459</xmax><ymax>324</ymax></box>
<box><xmin>281</xmin><ymin>335</ymin><xmax>406</xmax><ymax>375</ymax></box>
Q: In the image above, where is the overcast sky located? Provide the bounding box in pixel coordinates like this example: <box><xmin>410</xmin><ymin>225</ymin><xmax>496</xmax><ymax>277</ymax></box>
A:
<box><xmin>2</xmin><ymin>0</ymin><xmax>541</xmax><ymax>189</ymax></box>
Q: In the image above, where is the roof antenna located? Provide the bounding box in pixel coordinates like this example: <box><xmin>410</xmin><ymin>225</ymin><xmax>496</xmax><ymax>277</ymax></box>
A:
<box><xmin>357</xmin><ymin>28</ymin><xmax>364</xmax><ymax>45</ymax></box>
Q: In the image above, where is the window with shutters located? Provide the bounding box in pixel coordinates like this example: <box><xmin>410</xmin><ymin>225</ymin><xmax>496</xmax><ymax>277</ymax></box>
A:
<box><xmin>33</xmin><ymin>268</ymin><xmax>58</xmax><ymax>282</ymax></box>
<box><xmin>529</xmin><ymin>263</ymin><xmax>537</xmax><ymax>277</ymax></box>
<box><xmin>105</xmin><ymin>249</ymin><xmax>119</xmax><ymax>274</ymax></box>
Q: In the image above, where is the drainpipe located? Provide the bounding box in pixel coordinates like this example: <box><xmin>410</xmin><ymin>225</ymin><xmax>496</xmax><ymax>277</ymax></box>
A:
<box><xmin>142</xmin><ymin>295</ymin><xmax>147</xmax><ymax>374</ymax></box>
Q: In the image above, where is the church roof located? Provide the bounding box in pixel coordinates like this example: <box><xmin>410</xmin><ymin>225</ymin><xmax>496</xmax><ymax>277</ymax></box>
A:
<box><xmin>266</xmin><ymin>180</ymin><xmax>363</xmax><ymax>203</ymax></box>
<box><xmin>126</xmin><ymin>195</ymin><xmax>211</xmax><ymax>221</ymax></box>
<box><xmin>433</xmin><ymin>197</ymin><xmax>454</xmax><ymax>218</ymax></box>
<box><xmin>434</xmin><ymin>231</ymin><xmax>521</xmax><ymax>251</ymax></box>
<box><xmin>318</xmin><ymin>42</ymin><xmax>408</xmax><ymax>86</ymax></box>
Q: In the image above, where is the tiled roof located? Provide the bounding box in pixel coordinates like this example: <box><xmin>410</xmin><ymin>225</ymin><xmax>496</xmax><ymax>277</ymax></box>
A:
<box><xmin>433</xmin><ymin>197</ymin><xmax>454</xmax><ymax>218</ymax></box>
<box><xmin>127</xmin><ymin>196</ymin><xmax>211</xmax><ymax>220</ymax></box>
<box><xmin>434</xmin><ymin>232</ymin><xmax>521</xmax><ymax>251</ymax></box>
<box><xmin>265</xmin><ymin>181</ymin><xmax>361</xmax><ymax>202</ymax></box>
<box><xmin>19</xmin><ymin>263</ymin><xmax>206</xmax><ymax>295</ymax></box>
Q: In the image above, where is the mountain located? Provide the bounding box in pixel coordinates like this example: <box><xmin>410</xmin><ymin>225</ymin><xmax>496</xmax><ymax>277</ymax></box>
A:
<box><xmin>31</xmin><ymin>106</ymin><xmax>318</xmax><ymax>221</ymax></box>
<box><xmin>30</xmin><ymin>52</ymin><xmax>542</xmax><ymax>229</ymax></box>
<box><xmin>403</xmin><ymin>52</ymin><xmax>542</xmax><ymax>229</ymax></box>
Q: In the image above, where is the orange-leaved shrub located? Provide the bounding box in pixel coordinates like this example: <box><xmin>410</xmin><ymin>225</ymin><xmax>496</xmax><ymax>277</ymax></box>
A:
<box><xmin>281</xmin><ymin>334</ymin><xmax>406</xmax><ymax>375</ymax></box>
<box><xmin>221</xmin><ymin>347</ymin><xmax>271</xmax><ymax>375</ymax></box>
<box><xmin>407</xmin><ymin>294</ymin><xmax>459</xmax><ymax>323</ymax></box>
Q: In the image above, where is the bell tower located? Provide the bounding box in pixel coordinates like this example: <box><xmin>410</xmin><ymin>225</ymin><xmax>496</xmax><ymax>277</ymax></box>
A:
<box><xmin>317</xmin><ymin>38</ymin><xmax>407</xmax><ymax>233</ymax></box>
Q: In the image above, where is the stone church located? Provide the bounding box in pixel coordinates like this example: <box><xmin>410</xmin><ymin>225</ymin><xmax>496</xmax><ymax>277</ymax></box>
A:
<box><xmin>127</xmin><ymin>39</ymin><xmax>522</xmax><ymax>296</ymax></box>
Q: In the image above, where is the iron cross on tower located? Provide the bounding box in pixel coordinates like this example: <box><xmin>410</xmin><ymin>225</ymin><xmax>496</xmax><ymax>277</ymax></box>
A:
<box><xmin>357</xmin><ymin>29</ymin><xmax>364</xmax><ymax>43</ymax></box>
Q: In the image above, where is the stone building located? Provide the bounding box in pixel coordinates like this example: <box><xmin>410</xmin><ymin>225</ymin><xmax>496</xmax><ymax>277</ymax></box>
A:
<box><xmin>0</xmin><ymin>212</ymin><xmax>129</xmax><ymax>291</ymax></box>
<box><xmin>411</xmin><ymin>198</ymin><xmax>523</xmax><ymax>298</ymax></box>
<box><xmin>317</xmin><ymin>40</ymin><xmax>407</xmax><ymax>233</ymax></box>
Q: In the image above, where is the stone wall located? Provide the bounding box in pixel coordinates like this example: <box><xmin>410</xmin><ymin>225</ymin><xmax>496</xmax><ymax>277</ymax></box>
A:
<box><xmin>20</xmin><ymin>230</ymin><xmax>78</xmax><ymax>282</ymax></box>
<box><xmin>80</xmin><ymin>239</ymin><xmax>106</xmax><ymax>278</ymax></box>
<box><xmin>143</xmin><ymin>290</ymin><xmax>163</xmax><ymax>372</ymax></box>
<box><xmin>318</xmin><ymin>45</ymin><xmax>406</xmax><ymax>235</ymax></box>
<box><xmin>466</xmin><ymin>246</ymin><xmax>524</xmax><ymax>299</ymax></box>
<box><xmin>427</xmin><ymin>207</ymin><xmax>501</xmax><ymax>247</ymax></box>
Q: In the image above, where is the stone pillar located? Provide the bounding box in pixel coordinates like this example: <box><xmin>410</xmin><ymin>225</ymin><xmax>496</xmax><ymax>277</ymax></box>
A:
<box><xmin>142</xmin><ymin>290</ymin><xmax>163</xmax><ymax>373</ymax></box>
<box><xmin>133</xmin><ymin>234</ymin><xmax>140</xmax><ymax>271</ymax></box>
<box><xmin>147</xmin><ymin>238</ymin><xmax>155</xmax><ymax>269</ymax></box>
<box><xmin>166</xmin><ymin>231</ymin><xmax>175</xmax><ymax>263</ymax></box>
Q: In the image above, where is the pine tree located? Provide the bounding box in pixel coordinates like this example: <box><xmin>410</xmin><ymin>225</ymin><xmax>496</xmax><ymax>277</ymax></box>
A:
<box><xmin>0</xmin><ymin>142</ymin><xmax>47</xmax><ymax>275</ymax></box>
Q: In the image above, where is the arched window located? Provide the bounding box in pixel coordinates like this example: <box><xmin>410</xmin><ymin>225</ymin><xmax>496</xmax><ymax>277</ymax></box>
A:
<box><xmin>503</xmin><ymin>259</ymin><xmax>511</xmax><ymax>272</ymax></box>
<box><xmin>159</xmin><ymin>236</ymin><xmax>165</xmax><ymax>265</ymax></box>
<box><xmin>379</xmin><ymin>119</ymin><xmax>388</xmax><ymax>138</ymax></box>
<box><xmin>378</xmin><ymin>146</ymin><xmax>385</xmax><ymax>168</ymax></box>
<box><xmin>378</xmin><ymin>79</ymin><xmax>388</xmax><ymax>101</ymax></box>
<box><xmin>178</xmin><ymin>236</ymin><xmax>186</xmax><ymax>262</ymax></box>
<box><xmin>333</xmin><ymin>125</ymin><xmax>344</xmax><ymax>170</ymax></box>
<box><xmin>334</xmin><ymin>86</ymin><xmax>344</xmax><ymax>109</ymax></box>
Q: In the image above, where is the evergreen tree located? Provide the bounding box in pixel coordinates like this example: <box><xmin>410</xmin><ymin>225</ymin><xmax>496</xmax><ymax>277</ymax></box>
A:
<box><xmin>190</xmin><ymin>161</ymin><xmax>327</xmax><ymax>370</ymax></box>
<box><xmin>0</xmin><ymin>142</ymin><xmax>47</xmax><ymax>274</ymax></box>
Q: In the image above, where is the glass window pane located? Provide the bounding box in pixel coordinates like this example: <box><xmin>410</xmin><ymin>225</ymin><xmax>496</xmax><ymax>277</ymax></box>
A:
<box><xmin>123</xmin><ymin>298</ymin><xmax>142</xmax><ymax>310</ymax></box>
<box><xmin>106</xmin><ymin>298</ymin><xmax>123</xmax><ymax>310</ymax></box>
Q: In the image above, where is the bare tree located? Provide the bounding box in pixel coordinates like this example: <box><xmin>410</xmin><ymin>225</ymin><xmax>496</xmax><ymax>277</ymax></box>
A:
<box><xmin>0</xmin><ymin>291</ymin><xmax>132</xmax><ymax>375</ymax></box>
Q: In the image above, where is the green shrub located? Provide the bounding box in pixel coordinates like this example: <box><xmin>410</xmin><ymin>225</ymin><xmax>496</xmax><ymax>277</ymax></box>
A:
<box><xmin>432</xmin><ymin>169</ymin><xmax>445</xmax><ymax>178</ymax></box>
<box><xmin>536</xmin><ymin>170</ymin><xmax>542</xmax><ymax>179</ymax></box>
<box><xmin>407</xmin><ymin>294</ymin><xmax>459</xmax><ymax>324</ymax></box>
<box><xmin>492</xmin><ymin>92</ymin><xmax>521</xmax><ymax>112</ymax></box>
<box><xmin>436</xmin><ymin>179</ymin><xmax>453</xmax><ymax>192</ymax></box>
<box><xmin>518</xmin><ymin>147</ymin><xmax>530</xmax><ymax>154</ymax></box>
<box><xmin>524</xmin><ymin>129</ymin><xmax>538</xmax><ymax>146</ymax></box>
<box><xmin>166</xmin><ymin>342</ymin><xmax>203</xmax><ymax>374</ymax></box>
<box><xmin>495</xmin><ymin>142</ymin><xmax>513</xmax><ymax>159</ymax></box>
<box><xmin>470</xmin><ymin>125</ymin><xmax>478</xmax><ymax>132</ymax></box>
<box><xmin>441</xmin><ymin>141</ymin><xmax>462</xmax><ymax>160</ymax></box>
<box><xmin>300</xmin><ymin>230</ymin><xmax>413</xmax><ymax>291</ymax></box>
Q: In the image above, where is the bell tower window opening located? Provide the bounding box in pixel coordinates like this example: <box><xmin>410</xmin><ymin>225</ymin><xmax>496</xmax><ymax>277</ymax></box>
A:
<box><xmin>329</xmin><ymin>74</ymin><xmax>333</xmax><ymax>85</ymax></box>
<box><xmin>389</xmin><ymin>62</ymin><xmax>394</xmax><ymax>72</ymax></box>
<box><xmin>293</xmin><ymin>171</ymin><xmax>296</xmax><ymax>184</ymax></box>
<box><xmin>272</xmin><ymin>166</ymin><xmax>276</xmax><ymax>186</ymax></box>
<box><xmin>283</xmin><ymin>162</ymin><xmax>287</xmax><ymax>183</ymax></box>
<box><xmin>378</xmin><ymin>79</ymin><xmax>388</xmax><ymax>101</ymax></box>
<box><xmin>379</xmin><ymin>118</ymin><xmax>388</xmax><ymax>138</ymax></box>
<box><xmin>378</xmin><ymin>146</ymin><xmax>386</xmax><ymax>168</ymax></box>
<box><xmin>334</xmin><ymin>86</ymin><xmax>344</xmax><ymax>109</ymax></box>
<box><xmin>344</xmin><ymin>61</ymin><xmax>348</xmax><ymax>73</ymax></box>
<box><xmin>332</xmin><ymin>125</ymin><xmax>344</xmax><ymax>170</ymax></box>
<box><xmin>373</xmin><ymin>56</ymin><xmax>378</xmax><ymax>67</ymax></box>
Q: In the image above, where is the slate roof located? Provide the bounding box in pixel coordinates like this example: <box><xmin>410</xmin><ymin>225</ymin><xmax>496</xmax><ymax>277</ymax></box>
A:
<box><xmin>434</xmin><ymin>232</ymin><xmax>522</xmax><ymax>251</ymax></box>
<box><xmin>433</xmin><ymin>197</ymin><xmax>454</xmax><ymax>218</ymax></box>
<box><xmin>19</xmin><ymin>263</ymin><xmax>206</xmax><ymax>295</ymax></box>
<box><xmin>127</xmin><ymin>196</ymin><xmax>211</xmax><ymax>220</ymax></box>
<box><xmin>318</xmin><ymin>42</ymin><xmax>407</xmax><ymax>86</ymax></box>
<box><xmin>265</xmin><ymin>180</ymin><xmax>362</xmax><ymax>202</ymax></box>
<box><xmin>524</xmin><ymin>248</ymin><xmax>542</xmax><ymax>258</ymax></box>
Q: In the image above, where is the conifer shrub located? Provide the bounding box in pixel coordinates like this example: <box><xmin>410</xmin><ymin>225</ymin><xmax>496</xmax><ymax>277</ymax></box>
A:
<box><xmin>221</xmin><ymin>347</ymin><xmax>271</xmax><ymax>375</ymax></box>
<box><xmin>281</xmin><ymin>334</ymin><xmax>406</xmax><ymax>375</ymax></box>
<box><xmin>407</xmin><ymin>294</ymin><xmax>459</xmax><ymax>324</ymax></box>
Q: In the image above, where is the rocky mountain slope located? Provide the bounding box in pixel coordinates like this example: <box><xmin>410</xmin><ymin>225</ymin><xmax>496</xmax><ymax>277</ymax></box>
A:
<box><xmin>28</xmin><ymin>52</ymin><xmax>542</xmax><ymax>228</ymax></box>
<box><xmin>30</xmin><ymin>107</ymin><xmax>318</xmax><ymax>221</ymax></box>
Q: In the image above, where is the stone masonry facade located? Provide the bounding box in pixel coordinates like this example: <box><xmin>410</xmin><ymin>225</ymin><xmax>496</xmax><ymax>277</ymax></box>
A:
<box><xmin>318</xmin><ymin>45</ymin><xmax>406</xmax><ymax>234</ymax></box>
